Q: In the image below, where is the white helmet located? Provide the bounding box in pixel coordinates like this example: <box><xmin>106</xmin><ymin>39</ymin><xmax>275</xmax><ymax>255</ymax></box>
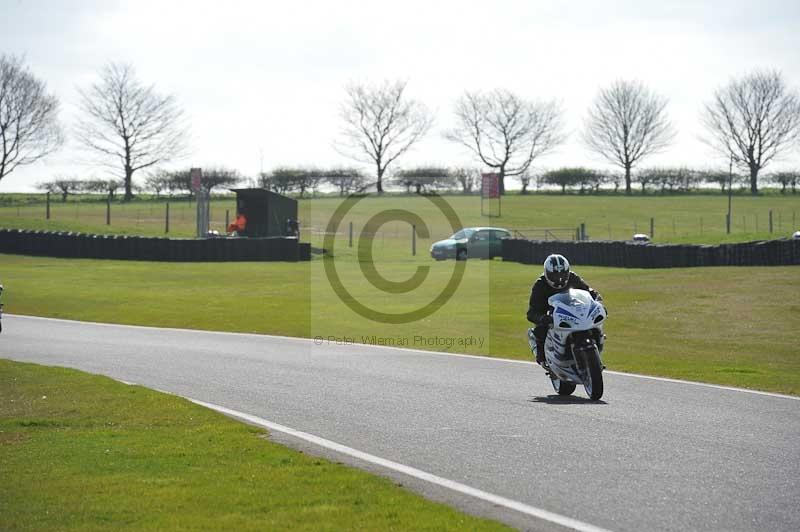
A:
<box><xmin>544</xmin><ymin>254</ymin><xmax>570</xmax><ymax>289</ymax></box>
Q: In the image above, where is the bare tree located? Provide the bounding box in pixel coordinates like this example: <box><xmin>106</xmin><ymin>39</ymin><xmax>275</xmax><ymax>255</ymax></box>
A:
<box><xmin>144</xmin><ymin>174</ymin><xmax>169</xmax><ymax>197</ymax></box>
<box><xmin>0</xmin><ymin>54</ymin><xmax>64</xmax><ymax>182</ymax></box>
<box><xmin>583</xmin><ymin>80</ymin><xmax>675</xmax><ymax>195</ymax></box>
<box><xmin>322</xmin><ymin>168</ymin><xmax>368</xmax><ymax>196</ymax></box>
<box><xmin>337</xmin><ymin>80</ymin><xmax>433</xmax><ymax>194</ymax></box>
<box><xmin>161</xmin><ymin>166</ymin><xmax>241</xmax><ymax>196</ymax></box>
<box><xmin>767</xmin><ymin>171</ymin><xmax>798</xmax><ymax>194</ymax></box>
<box><xmin>446</xmin><ymin>89</ymin><xmax>564</xmax><ymax>195</ymax></box>
<box><xmin>259</xmin><ymin>167</ymin><xmax>323</xmax><ymax>198</ymax></box>
<box><xmin>449</xmin><ymin>166</ymin><xmax>479</xmax><ymax>194</ymax></box>
<box><xmin>518</xmin><ymin>171</ymin><xmax>532</xmax><ymax>195</ymax></box>
<box><xmin>75</xmin><ymin>63</ymin><xmax>188</xmax><ymax>202</ymax></box>
<box><xmin>543</xmin><ymin>168</ymin><xmax>593</xmax><ymax>194</ymax></box>
<box><xmin>83</xmin><ymin>178</ymin><xmax>124</xmax><ymax>200</ymax></box>
<box><xmin>639</xmin><ymin>167</ymin><xmax>699</xmax><ymax>194</ymax></box>
<box><xmin>196</xmin><ymin>166</ymin><xmax>242</xmax><ymax>193</ymax></box>
<box><xmin>702</xmin><ymin>70</ymin><xmax>800</xmax><ymax>194</ymax></box>
<box><xmin>393</xmin><ymin>166</ymin><xmax>455</xmax><ymax>194</ymax></box>
<box><xmin>37</xmin><ymin>177</ymin><xmax>80</xmax><ymax>202</ymax></box>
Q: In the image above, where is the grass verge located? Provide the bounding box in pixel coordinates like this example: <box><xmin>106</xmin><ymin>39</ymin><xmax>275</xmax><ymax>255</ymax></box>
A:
<box><xmin>1</xmin><ymin>254</ymin><xmax>798</xmax><ymax>395</ymax></box>
<box><xmin>1</xmin><ymin>193</ymin><xmax>798</xmax><ymax>243</ymax></box>
<box><xmin>0</xmin><ymin>359</ymin><xmax>509</xmax><ymax>531</ymax></box>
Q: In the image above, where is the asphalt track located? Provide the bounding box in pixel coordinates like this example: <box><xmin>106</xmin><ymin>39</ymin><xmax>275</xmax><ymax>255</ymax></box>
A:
<box><xmin>2</xmin><ymin>314</ymin><xmax>798</xmax><ymax>531</ymax></box>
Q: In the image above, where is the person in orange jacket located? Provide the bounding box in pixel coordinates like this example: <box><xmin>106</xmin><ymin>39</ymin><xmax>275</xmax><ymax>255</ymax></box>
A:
<box><xmin>227</xmin><ymin>211</ymin><xmax>247</xmax><ymax>235</ymax></box>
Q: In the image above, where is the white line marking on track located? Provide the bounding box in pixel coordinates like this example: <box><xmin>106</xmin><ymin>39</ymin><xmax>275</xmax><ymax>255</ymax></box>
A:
<box><xmin>186</xmin><ymin>397</ymin><xmax>615</xmax><ymax>532</ymax></box>
<box><xmin>11</xmin><ymin>314</ymin><xmax>799</xmax><ymax>401</ymax></box>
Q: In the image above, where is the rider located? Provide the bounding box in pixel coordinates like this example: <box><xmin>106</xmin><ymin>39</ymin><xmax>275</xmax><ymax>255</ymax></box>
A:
<box><xmin>526</xmin><ymin>254</ymin><xmax>602</xmax><ymax>365</ymax></box>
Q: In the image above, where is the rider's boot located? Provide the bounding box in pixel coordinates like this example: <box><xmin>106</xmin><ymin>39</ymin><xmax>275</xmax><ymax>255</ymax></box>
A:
<box><xmin>535</xmin><ymin>340</ymin><xmax>546</xmax><ymax>366</ymax></box>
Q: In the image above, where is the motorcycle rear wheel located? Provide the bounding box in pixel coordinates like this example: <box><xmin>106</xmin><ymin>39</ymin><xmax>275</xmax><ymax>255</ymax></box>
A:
<box><xmin>550</xmin><ymin>377</ymin><xmax>576</xmax><ymax>395</ymax></box>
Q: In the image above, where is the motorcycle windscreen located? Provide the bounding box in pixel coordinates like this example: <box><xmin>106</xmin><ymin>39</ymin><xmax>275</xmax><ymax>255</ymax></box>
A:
<box><xmin>549</xmin><ymin>289</ymin><xmax>594</xmax><ymax>318</ymax></box>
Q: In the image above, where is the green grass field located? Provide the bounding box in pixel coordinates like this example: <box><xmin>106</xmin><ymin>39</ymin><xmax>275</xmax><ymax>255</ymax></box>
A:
<box><xmin>2</xmin><ymin>254</ymin><xmax>798</xmax><ymax>395</ymax></box>
<box><xmin>2</xmin><ymin>193</ymin><xmax>799</xmax><ymax>244</ymax></box>
<box><xmin>0</xmin><ymin>359</ymin><xmax>509</xmax><ymax>531</ymax></box>
<box><xmin>2</xmin><ymin>191</ymin><xmax>798</xmax><ymax>529</ymax></box>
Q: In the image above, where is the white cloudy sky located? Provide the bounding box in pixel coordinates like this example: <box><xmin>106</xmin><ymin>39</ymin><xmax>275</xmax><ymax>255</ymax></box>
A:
<box><xmin>2</xmin><ymin>0</ymin><xmax>799</xmax><ymax>191</ymax></box>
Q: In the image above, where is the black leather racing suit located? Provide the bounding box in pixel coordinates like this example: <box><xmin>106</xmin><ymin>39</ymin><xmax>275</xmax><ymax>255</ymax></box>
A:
<box><xmin>526</xmin><ymin>272</ymin><xmax>599</xmax><ymax>345</ymax></box>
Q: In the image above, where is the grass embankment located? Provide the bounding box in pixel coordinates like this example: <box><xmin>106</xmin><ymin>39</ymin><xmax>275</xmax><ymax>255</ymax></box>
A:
<box><xmin>0</xmin><ymin>359</ymin><xmax>509</xmax><ymax>531</ymax></box>
<box><xmin>2</xmin><ymin>254</ymin><xmax>798</xmax><ymax>395</ymax></box>
<box><xmin>1</xmin><ymin>193</ymin><xmax>798</xmax><ymax>244</ymax></box>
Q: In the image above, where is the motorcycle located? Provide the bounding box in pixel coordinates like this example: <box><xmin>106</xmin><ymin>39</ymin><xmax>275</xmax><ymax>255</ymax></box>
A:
<box><xmin>528</xmin><ymin>288</ymin><xmax>607</xmax><ymax>400</ymax></box>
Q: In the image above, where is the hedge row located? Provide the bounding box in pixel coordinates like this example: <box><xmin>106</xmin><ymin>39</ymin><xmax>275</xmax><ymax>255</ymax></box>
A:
<box><xmin>501</xmin><ymin>238</ymin><xmax>800</xmax><ymax>268</ymax></box>
<box><xmin>0</xmin><ymin>229</ymin><xmax>311</xmax><ymax>262</ymax></box>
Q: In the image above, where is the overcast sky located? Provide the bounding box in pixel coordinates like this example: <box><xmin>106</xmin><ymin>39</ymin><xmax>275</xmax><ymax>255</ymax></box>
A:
<box><xmin>2</xmin><ymin>0</ymin><xmax>799</xmax><ymax>192</ymax></box>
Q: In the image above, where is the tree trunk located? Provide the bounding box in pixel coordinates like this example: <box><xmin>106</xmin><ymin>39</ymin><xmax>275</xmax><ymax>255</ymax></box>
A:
<box><xmin>124</xmin><ymin>165</ymin><xmax>134</xmax><ymax>202</ymax></box>
<box><xmin>625</xmin><ymin>166</ymin><xmax>632</xmax><ymax>195</ymax></box>
<box><xmin>749</xmin><ymin>166</ymin><xmax>758</xmax><ymax>195</ymax></box>
<box><xmin>376</xmin><ymin>161</ymin><xmax>384</xmax><ymax>194</ymax></box>
<box><xmin>499</xmin><ymin>172</ymin><xmax>506</xmax><ymax>195</ymax></box>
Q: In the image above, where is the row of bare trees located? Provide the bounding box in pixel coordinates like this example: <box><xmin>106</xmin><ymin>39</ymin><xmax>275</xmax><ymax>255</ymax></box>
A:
<box><xmin>1</xmin><ymin>55</ymin><xmax>187</xmax><ymax>202</ymax></box>
<box><xmin>255</xmin><ymin>166</ymin><xmax>480</xmax><ymax>197</ymax></box>
<box><xmin>534</xmin><ymin>167</ymin><xmax>799</xmax><ymax>195</ymax></box>
<box><xmin>2</xmin><ymin>51</ymin><xmax>799</xmax><ymax>198</ymax></box>
<box><xmin>337</xmin><ymin>73</ymin><xmax>800</xmax><ymax>196</ymax></box>
<box><xmin>37</xmin><ymin>178</ymin><xmax>123</xmax><ymax>202</ymax></box>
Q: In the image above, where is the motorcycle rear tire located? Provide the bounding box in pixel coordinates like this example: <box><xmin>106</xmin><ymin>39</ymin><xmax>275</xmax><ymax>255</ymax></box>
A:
<box><xmin>551</xmin><ymin>377</ymin><xmax>576</xmax><ymax>396</ymax></box>
<box><xmin>583</xmin><ymin>347</ymin><xmax>604</xmax><ymax>401</ymax></box>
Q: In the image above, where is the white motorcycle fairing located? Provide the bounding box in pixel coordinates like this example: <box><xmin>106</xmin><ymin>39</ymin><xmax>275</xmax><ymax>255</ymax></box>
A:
<box><xmin>529</xmin><ymin>288</ymin><xmax>607</xmax><ymax>400</ymax></box>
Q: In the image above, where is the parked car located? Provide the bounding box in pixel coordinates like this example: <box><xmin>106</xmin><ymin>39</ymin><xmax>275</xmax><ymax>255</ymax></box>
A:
<box><xmin>632</xmin><ymin>233</ymin><xmax>651</xmax><ymax>243</ymax></box>
<box><xmin>430</xmin><ymin>227</ymin><xmax>511</xmax><ymax>260</ymax></box>
<box><xmin>793</xmin><ymin>230</ymin><xmax>800</xmax><ymax>240</ymax></box>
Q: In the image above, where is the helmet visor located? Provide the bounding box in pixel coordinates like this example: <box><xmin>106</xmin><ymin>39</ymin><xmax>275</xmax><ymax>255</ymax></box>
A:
<box><xmin>547</xmin><ymin>270</ymin><xmax>569</xmax><ymax>288</ymax></box>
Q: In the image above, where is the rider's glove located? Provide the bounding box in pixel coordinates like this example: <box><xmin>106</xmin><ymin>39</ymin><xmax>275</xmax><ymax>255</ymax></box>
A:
<box><xmin>539</xmin><ymin>314</ymin><xmax>553</xmax><ymax>326</ymax></box>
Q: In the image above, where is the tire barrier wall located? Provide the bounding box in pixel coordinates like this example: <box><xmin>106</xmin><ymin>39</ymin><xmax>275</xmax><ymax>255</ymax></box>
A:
<box><xmin>500</xmin><ymin>238</ymin><xmax>800</xmax><ymax>268</ymax></box>
<box><xmin>0</xmin><ymin>229</ymin><xmax>311</xmax><ymax>262</ymax></box>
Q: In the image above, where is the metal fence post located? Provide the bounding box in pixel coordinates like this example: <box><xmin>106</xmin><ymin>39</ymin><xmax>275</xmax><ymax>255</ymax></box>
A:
<box><xmin>650</xmin><ymin>217</ymin><xmax>654</xmax><ymax>239</ymax></box>
<box><xmin>412</xmin><ymin>224</ymin><xmax>417</xmax><ymax>256</ymax></box>
<box><xmin>46</xmin><ymin>192</ymin><xmax>51</xmax><ymax>220</ymax></box>
<box><xmin>165</xmin><ymin>202</ymin><xmax>170</xmax><ymax>234</ymax></box>
<box><xmin>106</xmin><ymin>195</ymin><xmax>111</xmax><ymax>225</ymax></box>
<box><xmin>349</xmin><ymin>221</ymin><xmax>353</xmax><ymax>248</ymax></box>
<box><xmin>769</xmin><ymin>210</ymin><xmax>773</xmax><ymax>233</ymax></box>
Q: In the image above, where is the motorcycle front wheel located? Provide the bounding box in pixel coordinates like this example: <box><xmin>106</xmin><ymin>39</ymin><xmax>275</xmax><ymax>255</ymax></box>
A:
<box><xmin>582</xmin><ymin>346</ymin><xmax>604</xmax><ymax>401</ymax></box>
<box><xmin>550</xmin><ymin>377</ymin><xmax>576</xmax><ymax>396</ymax></box>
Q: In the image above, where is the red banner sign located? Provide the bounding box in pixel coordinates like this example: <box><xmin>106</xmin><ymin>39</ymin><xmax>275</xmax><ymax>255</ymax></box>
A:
<box><xmin>190</xmin><ymin>167</ymin><xmax>202</xmax><ymax>192</ymax></box>
<box><xmin>481</xmin><ymin>173</ymin><xmax>500</xmax><ymax>199</ymax></box>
